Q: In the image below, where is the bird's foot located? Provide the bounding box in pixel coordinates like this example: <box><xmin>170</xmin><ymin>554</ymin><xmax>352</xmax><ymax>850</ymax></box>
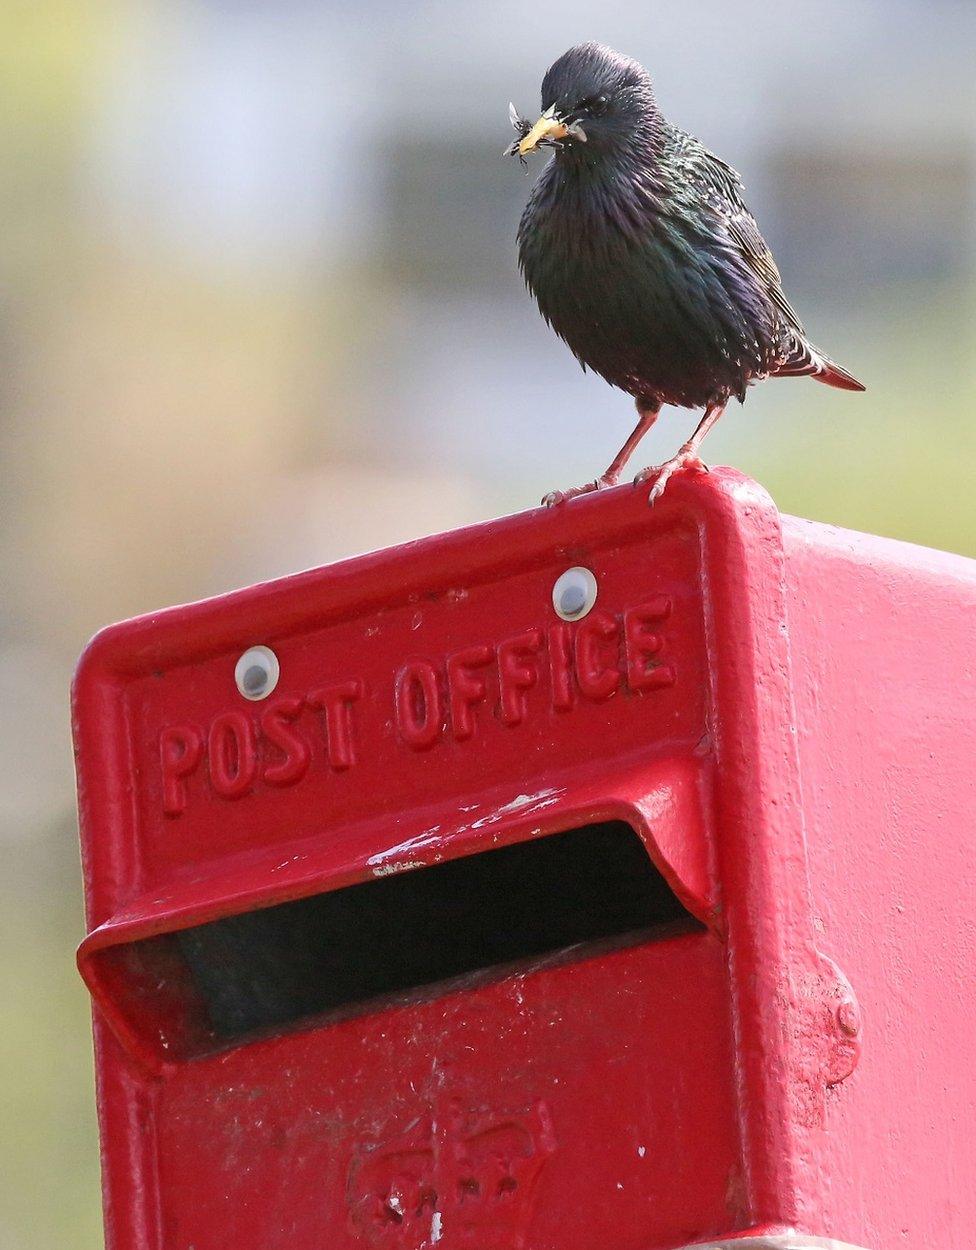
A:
<box><xmin>542</xmin><ymin>474</ymin><xmax>616</xmax><ymax>507</ymax></box>
<box><xmin>635</xmin><ymin>450</ymin><xmax>709</xmax><ymax>505</ymax></box>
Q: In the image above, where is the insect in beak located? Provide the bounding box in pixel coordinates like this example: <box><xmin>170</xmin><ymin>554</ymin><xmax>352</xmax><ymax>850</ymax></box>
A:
<box><xmin>518</xmin><ymin>105</ymin><xmax>569</xmax><ymax>154</ymax></box>
<box><xmin>504</xmin><ymin>103</ymin><xmax>586</xmax><ymax>164</ymax></box>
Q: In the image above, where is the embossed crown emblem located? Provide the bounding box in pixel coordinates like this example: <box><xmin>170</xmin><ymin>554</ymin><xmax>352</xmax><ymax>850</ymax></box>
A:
<box><xmin>347</xmin><ymin>1100</ymin><xmax>556</xmax><ymax>1249</ymax></box>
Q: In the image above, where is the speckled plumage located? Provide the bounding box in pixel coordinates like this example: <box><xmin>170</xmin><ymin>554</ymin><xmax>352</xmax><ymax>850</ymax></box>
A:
<box><xmin>515</xmin><ymin>43</ymin><xmax>864</xmax><ymax>416</ymax></box>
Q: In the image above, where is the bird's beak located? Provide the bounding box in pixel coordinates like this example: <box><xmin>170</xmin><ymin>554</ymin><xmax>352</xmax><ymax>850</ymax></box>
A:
<box><xmin>518</xmin><ymin>106</ymin><xmax>569</xmax><ymax>154</ymax></box>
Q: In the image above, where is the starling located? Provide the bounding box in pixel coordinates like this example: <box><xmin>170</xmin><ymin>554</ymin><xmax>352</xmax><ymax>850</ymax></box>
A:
<box><xmin>508</xmin><ymin>43</ymin><xmax>865</xmax><ymax>504</ymax></box>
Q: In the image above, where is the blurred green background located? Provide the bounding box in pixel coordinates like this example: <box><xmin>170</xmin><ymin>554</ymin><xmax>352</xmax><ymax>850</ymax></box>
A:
<box><xmin>0</xmin><ymin>1</ymin><xmax>973</xmax><ymax>1245</ymax></box>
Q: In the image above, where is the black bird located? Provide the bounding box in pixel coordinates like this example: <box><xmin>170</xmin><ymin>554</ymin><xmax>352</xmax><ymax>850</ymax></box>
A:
<box><xmin>508</xmin><ymin>42</ymin><xmax>864</xmax><ymax>504</ymax></box>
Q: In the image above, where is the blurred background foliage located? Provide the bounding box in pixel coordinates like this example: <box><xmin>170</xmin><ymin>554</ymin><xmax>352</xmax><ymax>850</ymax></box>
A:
<box><xmin>0</xmin><ymin>1</ymin><xmax>973</xmax><ymax>1245</ymax></box>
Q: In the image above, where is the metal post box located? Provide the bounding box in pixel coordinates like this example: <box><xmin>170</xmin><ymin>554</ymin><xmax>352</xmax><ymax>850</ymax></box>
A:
<box><xmin>73</xmin><ymin>469</ymin><xmax>976</xmax><ymax>1250</ymax></box>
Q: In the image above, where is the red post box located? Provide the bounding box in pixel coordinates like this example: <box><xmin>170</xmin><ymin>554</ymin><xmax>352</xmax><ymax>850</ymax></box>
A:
<box><xmin>73</xmin><ymin>470</ymin><xmax>976</xmax><ymax>1250</ymax></box>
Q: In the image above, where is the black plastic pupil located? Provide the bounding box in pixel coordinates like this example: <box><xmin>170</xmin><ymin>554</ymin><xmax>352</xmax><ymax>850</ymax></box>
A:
<box><xmin>243</xmin><ymin>665</ymin><xmax>266</xmax><ymax>694</ymax></box>
<box><xmin>560</xmin><ymin>584</ymin><xmax>587</xmax><ymax>616</ymax></box>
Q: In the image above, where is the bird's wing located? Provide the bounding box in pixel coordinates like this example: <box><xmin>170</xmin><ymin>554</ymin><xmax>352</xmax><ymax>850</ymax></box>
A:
<box><xmin>671</xmin><ymin>132</ymin><xmax>806</xmax><ymax>339</ymax></box>
<box><xmin>662</xmin><ymin>131</ymin><xmax>865</xmax><ymax>391</ymax></box>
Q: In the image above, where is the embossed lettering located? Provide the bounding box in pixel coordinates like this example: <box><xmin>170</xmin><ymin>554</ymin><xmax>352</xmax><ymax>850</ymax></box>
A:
<box><xmin>624</xmin><ymin>598</ymin><xmax>676</xmax><ymax>690</ymax></box>
<box><xmin>160</xmin><ymin>725</ymin><xmax>203</xmax><ymax>816</ymax></box>
<box><xmin>208</xmin><ymin>711</ymin><xmax>258</xmax><ymax>799</ymax></box>
<box><xmin>448</xmin><ymin>644</ymin><xmax>494</xmax><ymax>741</ymax></box>
<box><xmin>497</xmin><ymin>629</ymin><xmax>543</xmax><ymax>726</ymax></box>
<box><xmin>547</xmin><ymin>622</ymin><xmax>574</xmax><ymax>711</ymax></box>
<box><xmin>156</xmin><ymin>593</ymin><xmax>680</xmax><ymax>818</ymax></box>
<box><xmin>260</xmin><ymin>696</ymin><xmax>311</xmax><ymax>786</ymax></box>
<box><xmin>308</xmin><ymin>681</ymin><xmax>363</xmax><ymax>770</ymax></box>
<box><xmin>574</xmin><ymin>611</ymin><xmax>620</xmax><ymax>701</ymax></box>
<box><xmin>396</xmin><ymin>661</ymin><xmax>442</xmax><ymax>750</ymax></box>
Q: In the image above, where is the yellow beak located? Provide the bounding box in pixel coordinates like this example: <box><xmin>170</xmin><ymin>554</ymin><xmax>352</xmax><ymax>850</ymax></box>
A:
<box><xmin>518</xmin><ymin>113</ymin><xmax>569</xmax><ymax>155</ymax></box>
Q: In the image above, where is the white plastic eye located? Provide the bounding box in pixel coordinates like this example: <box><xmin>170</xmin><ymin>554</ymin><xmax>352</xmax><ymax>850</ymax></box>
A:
<box><xmin>234</xmin><ymin>646</ymin><xmax>280</xmax><ymax>701</ymax></box>
<box><xmin>552</xmin><ymin>567</ymin><xmax>598</xmax><ymax>621</ymax></box>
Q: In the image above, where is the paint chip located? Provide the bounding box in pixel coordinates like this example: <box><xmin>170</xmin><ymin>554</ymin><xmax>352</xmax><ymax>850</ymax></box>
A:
<box><xmin>371</xmin><ymin>859</ymin><xmax>425</xmax><ymax>877</ymax></box>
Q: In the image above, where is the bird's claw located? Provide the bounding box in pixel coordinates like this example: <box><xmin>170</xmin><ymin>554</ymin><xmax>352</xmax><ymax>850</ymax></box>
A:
<box><xmin>635</xmin><ymin>452</ymin><xmax>709</xmax><ymax>505</ymax></box>
<box><xmin>542</xmin><ymin>475</ymin><xmax>614</xmax><ymax>507</ymax></box>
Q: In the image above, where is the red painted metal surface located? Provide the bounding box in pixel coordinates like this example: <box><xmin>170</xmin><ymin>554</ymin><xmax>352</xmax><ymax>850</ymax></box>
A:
<box><xmin>72</xmin><ymin>469</ymin><xmax>976</xmax><ymax>1250</ymax></box>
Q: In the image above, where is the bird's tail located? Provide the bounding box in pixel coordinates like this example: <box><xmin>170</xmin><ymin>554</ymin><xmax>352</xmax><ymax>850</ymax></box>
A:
<box><xmin>775</xmin><ymin>336</ymin><xmax>866</xmax><ymax>392</ymax></box>
<box><xmin>812</xmin><ymin>357</ymin><xmax>867</xmax><ymax>391</ymax></box>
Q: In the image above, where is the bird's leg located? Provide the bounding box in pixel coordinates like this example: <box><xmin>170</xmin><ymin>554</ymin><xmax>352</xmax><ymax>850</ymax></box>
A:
<box><xmin>605</xmin><ymin>397</ymin><xmax>662</xmax><ymax>479</ymax></box>
<box><xmin>636</xmin><ymin>402</ymin><xmax>726</xmax><ymax>505</ymax></box>
<box><xmin>542</xmin><ymin>398</ymin><xmax>661</xmax><ymax>506</ymax></box>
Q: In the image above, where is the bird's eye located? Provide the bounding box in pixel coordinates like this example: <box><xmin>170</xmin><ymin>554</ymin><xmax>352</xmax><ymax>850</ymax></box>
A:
<box><xmin>583</xmin><ymin>93</ymin><xmax>609</xmax><ymax>115</ymax></box>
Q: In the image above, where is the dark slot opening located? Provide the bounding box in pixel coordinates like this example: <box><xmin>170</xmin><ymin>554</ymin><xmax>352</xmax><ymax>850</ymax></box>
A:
<box><xmin>176</xmin><ymin>820</ymin><xmax>695</xmax><ymax>1043</ymax></box>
